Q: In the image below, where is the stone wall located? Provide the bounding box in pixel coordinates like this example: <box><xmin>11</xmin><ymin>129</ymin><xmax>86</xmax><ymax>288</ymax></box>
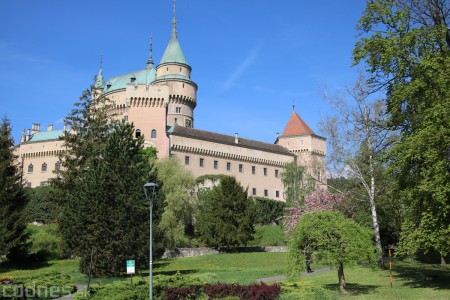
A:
<box><xmin>161</xmin><ymin>246</ymin><xmax>288</xmax><ymax>259</ymax></box>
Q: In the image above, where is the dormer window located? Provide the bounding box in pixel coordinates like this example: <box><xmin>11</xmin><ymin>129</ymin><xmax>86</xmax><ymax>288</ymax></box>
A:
<box><xmin>130</xmin><ymin>75</ymin><xmax>136</xmax><ymax>82</ymax></box>
<box><xmin>107</xmin><ymin>83</ymin><xmax>112</xmax><ymax>89</ymax></box>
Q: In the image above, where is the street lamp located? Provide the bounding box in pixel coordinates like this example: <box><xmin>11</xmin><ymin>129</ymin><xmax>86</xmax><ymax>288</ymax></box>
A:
<box><xmin>143</xmin><ymin>182</ymin><xmax>158</xmax><ymax>300</ymax></box>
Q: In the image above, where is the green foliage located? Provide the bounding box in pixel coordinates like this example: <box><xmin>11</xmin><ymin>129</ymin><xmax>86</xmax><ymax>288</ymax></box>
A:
<box><xmin>26</xmin><ymin>224</ymin><xmax>65</xmax><ymax>260</ymax></box>
<box><xmin>195</xmin><ymin>174</ymin><xmax>227</xmax><ymax>185</ymax></box>
<box><xmin>141</xmin><ymin>146</ymin><xmax>158</xmax><ymax>161</ymax></box>
<box><xmin>0</xmin><ymin>117</ymin><xmax>29</xmax><ymax>261</ymax></box>
<box><xmin>354</xmin><ymin>0</ymin><xmax>450</xmax><ymax>263</ymax></box>
<box><xmin>156</xmin><ymin>157</ymin><xmax>197</xmax><ymax>248</ymax></box>
<box><xmin>196</xmin><ymin>176</ymin><xmax>255</xmax><ymax>249</ymax></box>
<box><xmin>54</xmin><ymin>90</ymin><xmax>156</xmax><ymax>276</ymax></box>
<box><xmin>252</xmin><ymin>197</ymin><xmax>286</xmax><ymax>225</ymax></box>
<box><xmin>25</xmin><ymin>186</ymin><xmax>60</xmax><ymax>224</ymax></box>
<box><xmin>281</xmin><ymin>163</ymin><xmax>314</xmax><ymax>208</ymax></box>
<box><xmin>287</xmin><ymin>211</ymin><xmax>376</xmax><ymax>291</ymax></box>
<box><xmin>72</xmin><ymin>272</ymin><xmax>217</xmax><ymax>300</ymax></box>
<box><xmin>248</xmin><ymin>225</ymin><xmax>286</xmax><ymax>247</ymax></box>
<box><xmin>0</xmin><ymin>272</ymin><xmax>75</xmax><ymax>299</ymax></box>
<box><xmin>279</xmin><ymin>281</ymin><xmax>337</xmax><ymax>300</ymax></box>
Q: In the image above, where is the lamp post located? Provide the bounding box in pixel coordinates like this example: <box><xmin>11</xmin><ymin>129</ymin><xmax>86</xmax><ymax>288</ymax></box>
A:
<box><xmin>143</xmin><ymin>182</ymin><xmax>158</xmax><ymax>300</ymax></box>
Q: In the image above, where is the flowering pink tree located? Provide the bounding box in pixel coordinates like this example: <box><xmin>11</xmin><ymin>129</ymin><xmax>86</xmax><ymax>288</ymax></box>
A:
<box><xmin>284</xmin><ymin>188</ymin><xmax>348</xmax><ymax>234</ymax></box>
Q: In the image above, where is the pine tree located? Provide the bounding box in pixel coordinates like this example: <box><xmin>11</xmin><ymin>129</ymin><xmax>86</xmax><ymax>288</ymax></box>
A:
<box><xmin>0</xmin><ymin>117</ymin><xmax>29</xmax><ymax>260</ymax></box>
<box><xmin>54</xmin><ymin>90</ymin><xmax>156</xmax><ymax>276</ymax></box>
<box><xmin>196</xmin><ymin>176</ymin><xmax>255</xmax><ymax>249</ymax></box>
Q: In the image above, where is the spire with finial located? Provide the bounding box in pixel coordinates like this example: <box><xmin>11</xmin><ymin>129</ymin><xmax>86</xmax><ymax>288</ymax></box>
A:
<box><xmin>94</xmin><ymin>55</ymin><xmax>105</xmax><ymax>88</ymax></box>
<box><xmin>171</xmin><ymin>0</ymin><xmax>177</xmax><ymax>36</ymax></box>
<box><xmin>147</xmin><ymin>33</ymin><xmax>154</xmax><ymax>68</ymax></box>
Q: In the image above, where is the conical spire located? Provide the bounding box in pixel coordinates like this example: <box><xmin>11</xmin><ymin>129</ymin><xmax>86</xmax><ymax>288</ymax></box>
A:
<box><xmin>159</xmin><ymin>0</ymin><xmax>188</xmax><ymax>65</ymax></box>
<box><xmin>94</xmin><ymin>56</ymin><xmax>105</xmax><ymax>88</ymax></box>
<box><xmin>281</xmin><ymin>110</ymin><xmax>315</xmax><ymax>136</ymax></box>
<box><xmin>146</xmin><ymin>33</ymin><xmax>154</xmax><ymax>68</ymax></box>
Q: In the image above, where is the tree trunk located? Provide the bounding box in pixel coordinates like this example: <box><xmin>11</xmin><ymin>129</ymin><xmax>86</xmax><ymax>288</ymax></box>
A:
<box><xmin>441</xmin><ymin>255</ymin><xmax>447</xmax><ymax>265</ymax></box>
<box><xmin>338</xmin><ymin>262</ymin><xmax>346</xmax><ymax>293</ymax></box>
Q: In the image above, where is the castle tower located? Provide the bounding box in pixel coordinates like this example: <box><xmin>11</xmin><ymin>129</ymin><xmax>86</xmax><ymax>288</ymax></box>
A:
<box><xmin>276</xmin><ymin>109</ymin><xmax>327</xmax><ymax>186</ymax></box>
<box><xmin>155</xmin><ymin>0</ymin><xmax>197</xmax><ymax>128</ymax></box>
<box><xmin>93</xmin><ymin>57</ymin><xmax>105</xmax><ymax>99</ymax></box>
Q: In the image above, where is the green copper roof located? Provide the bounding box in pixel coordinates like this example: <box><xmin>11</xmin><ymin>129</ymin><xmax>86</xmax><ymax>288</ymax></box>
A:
<box><xmin>104</xmin><ymin>67</ymin><xmax>156</xmax><ymax>94</ymax></box>
<box><xmin>25</xmin><ymin>130</ymin><xmax>64</xmax><ymax>143</ymax></box>
<box><xmin>159</xmin><ymin>28</ymin><xmax>188</xmax><ymax>65</ymax></box>
<box><xmin>94</xmin><ymin>65</ymin><xmax>105</xmax><ymax>88</ymax></box>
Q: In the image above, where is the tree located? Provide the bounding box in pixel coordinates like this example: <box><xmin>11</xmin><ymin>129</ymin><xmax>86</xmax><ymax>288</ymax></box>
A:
<box><xmin>354</xmin><ymin>0</ymin><xmax>450</xmax><ymax>264</ymax></box>
<box><xmin>25</xmin><ymin>186</ymin><xmax>60</xmax><ymax>224</ymax></box>
<box><xmin>156</xmin><ymin>157</ymin><xmax>197</xmax><ymax>248</ymax></box>
<box><xmin>54</xmin><ymin>89</ymin><xmax>156</xmax><ymax>276</ymax></box>
<box><xmin>281</xmin><ymin>162</ymin><xmax>314</xmax><ymax>208</ymax></box>
<box><xmin>320</xmin><ymin>75</ymin><xmax>393</xmax><ymax>264</ymax></box>
<box><xmin>287</xmin><ymin>211</ymin><xmax>376</xmax><ymax>293</ymax></box>
<box><xmin>284</xmin><ymin>188</ymin><xmax>348</xmax><ymax>235</ymax></box>
<box><xmin>196</xmin><ymin>176</ymin><xmax>255</xmax><ymax>249</ymax></box>
<box><xmin>0</xmin><ymin>117</ymin><xmax>29</xmax><ymax>260</ymax></box>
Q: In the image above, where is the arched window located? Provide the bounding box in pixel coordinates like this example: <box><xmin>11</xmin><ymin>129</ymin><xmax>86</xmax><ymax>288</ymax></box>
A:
<box><xmin>55</xmin><ymin>161</ymin><xmax>61</xmax><ymax>171</ymax></box>
<box><xmin>135</xmin><ymin>129</ymin><xmax>141</xmax><ymax>138</ymax></box>
<box><xmin>28</xmin><ymin>164</ymin><xmax>33</xmax><ymax>173</ymax></box>
<box><xmin>151</xmin><ymin>129</ymin><xmax>157</xmax><ymax>139</ymax></box>
<box><xmin>42</xmin><ymin>163</ymin><xmax>47</xmax><ymax>172</ymax></box>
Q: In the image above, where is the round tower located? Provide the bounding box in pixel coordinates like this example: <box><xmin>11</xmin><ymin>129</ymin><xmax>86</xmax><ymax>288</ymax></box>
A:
<box><xmin>155</xmin><ymin>3</ymin><xmax>197</xmax><ymax>128</ymax></box>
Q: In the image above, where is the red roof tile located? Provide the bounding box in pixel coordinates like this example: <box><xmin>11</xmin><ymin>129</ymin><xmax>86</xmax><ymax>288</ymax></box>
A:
<box><xmin>282</xmin><ymin>111</ymin><xmax>315</xmax><ymax>136</ymax></box>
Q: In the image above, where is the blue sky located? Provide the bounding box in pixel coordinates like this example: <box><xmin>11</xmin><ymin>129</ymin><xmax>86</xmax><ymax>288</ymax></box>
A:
<box><xmin>0</xmin><ymin>0</ymin><xmax>367</xmax><ymax>144</ymax></box>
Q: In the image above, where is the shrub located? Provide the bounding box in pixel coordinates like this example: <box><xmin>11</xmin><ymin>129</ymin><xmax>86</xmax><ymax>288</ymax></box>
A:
<box><xmin>280</xmin><ymin>281</ymin><xmax>338</xmax><ymax>300</ymax></box>
<box><xmin>203</xmin><ymin>283</ymin><xmax>280</xmax><ymax>300</ymax></box>
<box><xmin>27</xmin><ymin>224</ymin><xmax>65</xmax><ymax>260</ymax></box>
<box><xmin>252</xmin><ymin>197</ymin><xmax>286</xmax><ymax>225</ymax></box>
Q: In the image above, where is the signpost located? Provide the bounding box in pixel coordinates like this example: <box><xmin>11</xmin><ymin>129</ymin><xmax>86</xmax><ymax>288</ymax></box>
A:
<box><xmin>127</xmin><ymin>260</ymin><xmax>135</xmax><ymax>287</ymax></box>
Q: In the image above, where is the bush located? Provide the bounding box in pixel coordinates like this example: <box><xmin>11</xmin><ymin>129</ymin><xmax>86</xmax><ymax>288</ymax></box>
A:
<box><xmin>280</xmin><ymin>281</ymin><xmax>337</xmax><ymax>300</ymax></box>
<box><xmin>0</xmin><ymin>272</ymin><xmax>75</xmax><ymax>299</ymax></box>
<box><xmin>203</xmin><ymin>283</ymin><xmax>280</xmax><ymax>300</ymax></box>
<box><xmin>252</xmin><ymin>197</ymin><xmax>286</xmax><ymax>225</ymax></box>
<box><xmin>27</xmin><ymin>224</ymin><xmax>65</xmax><ymax>260</ymax></box>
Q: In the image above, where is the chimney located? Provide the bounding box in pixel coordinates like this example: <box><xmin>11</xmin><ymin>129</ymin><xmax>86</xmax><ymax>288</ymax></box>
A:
<box><xmin>276</xmin><ymin>132</ymin><xmax>279</xmax><ymax>138</ymax></box>
<box><xmin>235</xmin><ymin>133</ymin><xmax>239</xmax><ymax>144</ymax></box>
<box><xmin>20</xmin><ymin>129</ymin><xmax>25</xmax><ymax>143</ymax></box>
<box><xmin>47</xmin><ymin>124</ymin><xmax>53</xmax><ymax>131</ymax></box>
<box><xmin>63</xmin><ymin>124</ymin><xmax>67</xmax><ymax>132</ymax></box>
<box><xmin>26</xmin><ymin>129</ymin><xmax>31</xmax><ymax>141</ymax></box>
<box><xmin>31</xmin><ymin>123</ymin><xmax>40</xmax><ymax>134</ymax></box>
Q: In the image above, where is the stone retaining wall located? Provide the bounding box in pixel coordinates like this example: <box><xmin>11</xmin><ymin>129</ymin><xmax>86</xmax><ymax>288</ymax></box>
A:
<box><xmin>161</xmin><ymin>246</ymin><xmax>288</xmax><ymax>259</ymax></box>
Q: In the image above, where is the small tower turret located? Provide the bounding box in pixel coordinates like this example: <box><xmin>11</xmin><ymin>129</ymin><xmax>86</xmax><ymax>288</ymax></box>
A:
<box><xmin>93</xmin><ymin>56</ymin><xmax>105</xmax><ymax>99</ymax></box>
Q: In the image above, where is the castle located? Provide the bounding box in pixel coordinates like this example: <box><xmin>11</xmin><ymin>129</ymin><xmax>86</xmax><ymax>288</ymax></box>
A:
<box><xmin>16</xmin><ymin>9</ymin><xmax>326</xmax><ymax>200</ymax></box>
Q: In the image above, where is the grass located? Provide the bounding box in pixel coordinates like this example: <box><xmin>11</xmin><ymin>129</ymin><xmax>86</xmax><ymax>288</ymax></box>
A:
<box><xmin>282</xmin><ymin>259</ymin><xmax>450</xmax><ymax>299</ymax></box>
<box><xmin>248</xmin><ymin>225</ymin><xmax>287</xmax><ymax>246</ymax></box>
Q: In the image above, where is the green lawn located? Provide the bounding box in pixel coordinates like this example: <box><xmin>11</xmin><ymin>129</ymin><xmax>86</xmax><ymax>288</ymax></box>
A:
<box><xmin>282</xmin><ymin>259</ymin><xmax>450</xmax><ymax>299</ymax></box>
<box><xmin>154</xmin><ymin>252</ymin><xmax>292</xmax><ymax>284</ymax></box>
<box><xmin>1</xmin><ymin>252</ymin><xmax>449</xmax><ymax>299</ymax></box>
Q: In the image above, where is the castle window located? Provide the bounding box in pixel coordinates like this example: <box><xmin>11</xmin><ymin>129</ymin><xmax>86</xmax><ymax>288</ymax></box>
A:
<box><xmin>26</xmin><ymin>182</ymin><xmax>32</xmax><ymax>188</ymax></box>
<box><xmin>182</xmin><ymin>83</ymin><xmax>185</xmax><ymax>88</ymax></box>
<box><xmin>264</xmin><ymin>167</ymin><xmax>268</xmax><ymax>176</ymax></box>
<box><xmin>151</xmin><ymin>129</ymin><xmax>157</xmax><ymax>139</ymax></box>
<box><xmin>317</xmin><ymin>171</ymin><xmax>321</xmax><ymax>182</ymax></box>
<box><xmin>174</xmin><ymin>118</ymin><xmax>178</xmax><ymax>124</ymax></box>
<box><xmin>252</xmin><ymin>166</ymin><xmax>256</xmax><ymax>175</ymax></box>
<box><xmin>135</xmin><ymin>129</ymin><xmax>141</xmax><ymax>138</ymax></box>
<box><xmin>28</xmin><ymin>164</ymin><xmax>33</xmax><ymax>173</ymax></box>
<box><xmin>40</xmin><ymin>181</ymin><xmax>47</xmax><ymax>187</ymax></box>
<box><xmin>185</xmin><ymin>119</ymin><xmax>192</xmax><ymax>128</ymax></box>
<box><xmin>275</xmin><ymin>169</ymin><xmax>279</xmax><ymax>178</ymax></box>
<box><xmin>227</xmin><ymin>162</ymin><xmax>231</xmax><ymax>171</ymax></box>
<box><xmin>176</xmin><ymin>107</ymin><xmax>181</xmax><ymax>114</ymax></box>
<box><xmin>239</xmin><ymin>164</ymin><xmax>243</xmax><ymax>173</ymax></box>
<box><xmin>275</xmin><ymin>190</ymin><xmax>280</xmax><ymax>198</ymax></box>
<box><xmin>252</xmin><ymin>188</ymin><xmax>256</xmax><ymax>196</ymax></box>
<box><xmin>264</xmin><ymin>189</ymin><xmax>268</xmax><ymax>197</ymax></box>
<box><xmin>214</xmin><ymin>160</ymin><xmax>218</xmax><ymax>169</ymax></box>
<box><xmin>185</xmin><ymin>156</ymin><xmax>190</xmax><ymax>165</ymax></box>
<box><xmin>199</xmin><ymin>158</ymin><xmax>204</xmax><ymax>168</ymax></box>
<box><xmin>166</xmin><ymin>67</ymin><xmax>169</xmax><ymax>71</ymax></box>
<box><xmin>41</xmin><ymin>163</ymin><xmax>47</xmax><ymax>172</ymax></box>
<box><xmin>179</xmin><ymin>67</ymin><xmax>182</xmax><ymax>72</ymax></box>
<box><xmin>55</xmin><ymin>161</ymin><xmax>61</xmax><ymax>171</ymax></box>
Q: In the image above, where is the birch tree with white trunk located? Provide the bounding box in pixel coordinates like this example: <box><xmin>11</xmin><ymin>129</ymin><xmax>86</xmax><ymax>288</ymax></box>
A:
<box><xmin>320</xmin><ymin>74</ymin><xmax>394</xmax><ymax>266</ymax></box>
